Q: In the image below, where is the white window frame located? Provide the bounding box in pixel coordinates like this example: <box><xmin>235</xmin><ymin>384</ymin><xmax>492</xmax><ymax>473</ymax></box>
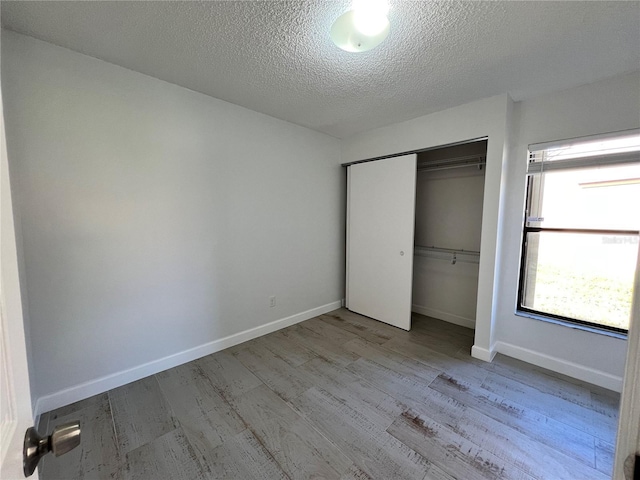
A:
<box><xmin>517</xmin><ymin>129</ymin><xmax>640</xmax><ymax>334</ymax></box>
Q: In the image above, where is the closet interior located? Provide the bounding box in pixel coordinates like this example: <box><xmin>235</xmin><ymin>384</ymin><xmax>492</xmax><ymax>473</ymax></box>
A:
<box><xmin>345</xmin><ymin>139</ymin><xmax>487</xmax><ymax>332</ymax></box>
<box><xmin>412</xmin><ymin>140</ymin><xmax>487</xmax><ymax>330</ymax></box>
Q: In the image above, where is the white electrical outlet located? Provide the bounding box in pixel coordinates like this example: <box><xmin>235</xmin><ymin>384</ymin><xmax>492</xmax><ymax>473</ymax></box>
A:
<box><xmin>269</xmin><ymin>296</ymin><xmax>276</xmax><ymax>308</ymax></box>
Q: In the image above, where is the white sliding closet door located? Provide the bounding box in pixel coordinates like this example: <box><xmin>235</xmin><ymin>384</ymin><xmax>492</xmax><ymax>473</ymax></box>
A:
<box><xmin>346</xmin><ymin>154</ymin><xmax>417</xmax><ymax>331</ymax></box>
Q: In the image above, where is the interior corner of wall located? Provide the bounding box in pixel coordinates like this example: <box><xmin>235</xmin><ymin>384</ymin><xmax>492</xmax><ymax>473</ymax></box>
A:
<box><xmin>33</xmin><ymin>395</ymin><xmax>42</xmax><ymax>419</ymax></box>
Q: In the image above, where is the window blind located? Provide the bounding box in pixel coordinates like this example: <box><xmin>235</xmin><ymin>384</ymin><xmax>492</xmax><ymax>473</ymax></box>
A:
<box><xmin>527</xmin><ymin>129</ymin><xmax>640</xmax><ymax>174</ymax></box>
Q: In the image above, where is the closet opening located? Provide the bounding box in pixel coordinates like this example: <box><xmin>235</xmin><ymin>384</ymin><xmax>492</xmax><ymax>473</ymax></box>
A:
<box><xmin>412</xmin><ymin>140</ymin><xmax>488</xmax><ymax>331</ymax></box>
<box><xmin>344</xmin><ymin>138</ymin><xmax>488</xmax><ymax>332</ymax></box>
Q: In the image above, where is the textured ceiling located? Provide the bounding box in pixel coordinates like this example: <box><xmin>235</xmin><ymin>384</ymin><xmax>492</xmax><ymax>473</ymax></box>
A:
<box><xmin>2</xmin><ymin>1</ymin><xmax>639</xmax><ymax>138</ymax></box>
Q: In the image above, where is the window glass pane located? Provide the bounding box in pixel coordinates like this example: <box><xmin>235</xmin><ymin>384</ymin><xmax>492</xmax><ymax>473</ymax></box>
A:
<box><xmin>527</xmin><ymin>164</ymin><xmax>640</xmax><ymax>230</ymax></box>
<box><xmin>522</xmin><ymin>231</ymin><xmax>638</xmax><ymax>330</ymax></box>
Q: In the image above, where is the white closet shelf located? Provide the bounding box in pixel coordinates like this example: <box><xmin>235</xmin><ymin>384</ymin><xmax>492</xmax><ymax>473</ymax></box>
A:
<box><xmin>417</xmin><ymin>153</ymin><xmax>486</xmax><ymax>172</ymax></box>
<box><xmin>414</xmin><ymin>245</ymin><xmax>480</xmax><ymax>264</ymax></box>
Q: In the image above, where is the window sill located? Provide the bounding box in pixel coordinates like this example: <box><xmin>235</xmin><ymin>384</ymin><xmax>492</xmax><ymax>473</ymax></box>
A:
<box><xmin>514</xmin><ymin>310</ymin><xmax>628</xmax><ymax>340</ymax></box>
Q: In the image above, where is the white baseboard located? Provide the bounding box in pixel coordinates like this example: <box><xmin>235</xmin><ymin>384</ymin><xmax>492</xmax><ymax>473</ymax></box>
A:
<box><xmin>494</xmin><ymin>341</ymin><xmax>623</xmax><ymax>392</ymax></box>
<box><xmin>34</xmin><ymin>300</ymin><xmax>342</xmax><ymax>415</ymax></box>
<box><xmin>471</xmin><ymin>344</ymin><xmax>496</xmax><ymax>362</ymax></box>
<box><xmin>412</xmin><ymin>304</ymin><xmax>475</xmax><ymax>330</ymax></box>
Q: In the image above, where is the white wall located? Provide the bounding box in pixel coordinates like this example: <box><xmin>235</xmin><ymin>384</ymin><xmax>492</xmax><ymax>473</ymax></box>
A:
<box><xmin>1</xmin><ymin>31</ymin><xmax>344</xmax><ymax>412</ymax></box>
<box><xmin>494</xmin><ymin>72</ymin><xmax>640</xmax><ymax>391</ymax></box>
<box><xmin>342</xmin><ymin>94</ymin><xmax>512</xmax><ymax>362</ymax></box>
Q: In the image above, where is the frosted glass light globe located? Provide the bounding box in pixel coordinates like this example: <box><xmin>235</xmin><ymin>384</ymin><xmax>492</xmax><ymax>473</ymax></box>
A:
<box><xmin>352</xmin><ymin>0</ymin><xmax>390</xmax><ymax>36</ymax></box>
<box><xmin>330</xmin><ymin>10</ymin><xmax>390</xmax><ymax>53</ymax></box>
<box><xmin>353</xmin><ymin>9</ymin><xmax>389</xmax><ymax>36</ymax></box>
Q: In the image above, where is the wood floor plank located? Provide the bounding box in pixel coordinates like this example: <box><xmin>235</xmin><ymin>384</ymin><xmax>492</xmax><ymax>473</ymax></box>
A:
<box><xmin>345</xmin><ymin>357</ymin><xmax>455</xmax><ymax>421</ymax></box>
<box><xmin>300</xmin><ymin>316</ymin><xmax>362</xmax><ymax>344</ymax></box>
<box><xmin>430</xmin><ymin>373</ymin><xmax>597</xmax><ymax>467</ymax></box>
<box><xmin>230</xmin><ymin>330</ymin><xmax>319</xmax><ymax>368</ymax></box>
<box><xmin>339</xmin><ymin>463</ymin><xmax>376</xmax><ymax>480</ymax></box>
<box><xmin>342</xmin><ymin>337</ymin><xmax>441</xmax><ymax>383</ymax></box>
<box><xmin>123</xmin><ymin>428</ymin><xmax>208</xmax><ymax>480</ymax></box>
<box><xmin>205</xmin><ymin>429</ymin><xmax>290</xmax><ymax>480</ymax></box>
<box><xmin>423</xmin><ymin>464</ymin><xmax>458</xmax><ymax>480</ymax></box>
<box><xmin>482</xmin><ymin>372</ymin><xmax>617</xmax><ymax>440</ymax></box>
<box><xmin>290</xmin><ymin>386</ymin><xmax>432</xmax><ymax>480</ymax></box>
<box><xmin>229</xmin><ymin>384</ymin><xmax>352</xmax><ymax>479</ymax></box>
<box><xmin>406</xmin><ymin>332</ymin><xmax>473</xmax><ymax>357</ymax></box>
<box><xmin>497</xmin><ymin>359</ymin><xmax>620</xmax><ymax>417</ymax></box>
<box><xmin>412</xmin><ymin>313</ymin><xmax>474</xmax><ymax>337</ymax></box>
<box><xmin>223</xmin><ymin>336</ymin><xmax>262</xmax><ymax>356</ymax></box>
<box><xmin>595</xmin><ymin>439</ymin><xmax>614</xmax><ymax>476</ymax></box>
<box><xmin>404</xmin><ymin>322</ymin><xmax>474</xmax><ymax>355</ymax></box>
<box><xmin>324</xmin><ymin>308</ymin><xmax>407</xmax><ymax>339</ymax></box>
<box><xmin>232</xmin><ymin>342</ymin><xmax>315</xmax><ymax>401</ymax></box>
<box><xmin>387</xmin><ymin>410</ymin><xmax>532</xmax><ymax>480</ymax></box>
<box><xmin>383</xmin><ymin>336</ymin><xmax>489</xmax><ymax>385</ymax></box>
<box><xmin>452</xmin><ymin>402</ymin><xmax>608</xmax><ymax>479</ymax></box>
<box><xmin>486</xmin><ymin>355</ymin><xmax>597</xmax><ymax>410</ymax></box>
<box><xmin>194</xmin><ymin>350</ymin><xmax>263</xmax><ymax>399</ymax></box>
<box><xmin>261</xmin><ymin>330</ymin><xmax>319</xmax><ymax>367</ymax></box>
<box><xmin>346</xmin><ymin>345</ymin><xmax>441</xmax><ymax>387</ymax></box>
<box><xmin>590</xmin><ymin>387</ymin><xmax>621</xmax><ymax>417</ymax></box>
<box><xmin>298</xmin><ymin>357</ymin><xmax>406</xmax><ymax>428</ymax></box>
<box><xmin>155</xmin><ymin>362</ymin><xmax>245</xmax><ymax>452</ymax></box>
<box><xmin>319</xmin><ymin>312</ymin><xmax>394</xmax><ymax>345</ymax></box>
<box><xmin>109</xmin><ymin>376</ymin><xmax>178</xmax><ymax>455</ymax></box>
<box><xmin>277</xmin><ymin>323</ymin><xmax>360</xmax><ymax>367</ymax></box>
<box><xmin>41</xmin><ymin>393</ymin><xmax>121</xmax><ymax>480</ymax></box>
<box><xmin>45</xmin><ymin>392</ymin><xmax>106</xmax><ymax>418</ymax></box>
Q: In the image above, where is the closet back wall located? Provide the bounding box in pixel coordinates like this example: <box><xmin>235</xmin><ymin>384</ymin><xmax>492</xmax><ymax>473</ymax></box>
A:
<box><xmin>1</xmin><ymin>31</ymin><xmax>344</xmax><ymax>411</ymax></box>
<box><xmin>414</xmin><ymin>169</ymin><xmax>484</xmax><ymax>251</ymax></box>
<box><xmin>412</xmin><ymin>143</ymin><xmax>486</xmax><ymax>328</ymax></box>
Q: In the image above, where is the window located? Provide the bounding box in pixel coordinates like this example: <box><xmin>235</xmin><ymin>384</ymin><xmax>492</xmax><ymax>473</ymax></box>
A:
<box><xmin>518</xmin><ymin>130</ymin><xmax>640</xmax><ymax>333</ymax></box>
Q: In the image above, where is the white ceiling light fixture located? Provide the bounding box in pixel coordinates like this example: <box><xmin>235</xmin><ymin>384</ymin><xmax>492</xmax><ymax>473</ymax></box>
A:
<box><xmin>330</xmin><ymin>0</ymin><xmax>390</xmax><ymax>53</ymax></box>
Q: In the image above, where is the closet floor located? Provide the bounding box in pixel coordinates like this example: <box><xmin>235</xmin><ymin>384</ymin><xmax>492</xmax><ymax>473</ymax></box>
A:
<box><xmin>37</xmin><ymin>308</ymin><xmax>618</xmax><ymax>480</ymax></box>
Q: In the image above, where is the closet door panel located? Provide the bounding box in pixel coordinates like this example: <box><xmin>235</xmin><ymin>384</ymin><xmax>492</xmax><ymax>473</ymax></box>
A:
<box><xmin>346</xmin><ymin>154</ymin><xmax>416</xmax><ymax>331</ymax></box>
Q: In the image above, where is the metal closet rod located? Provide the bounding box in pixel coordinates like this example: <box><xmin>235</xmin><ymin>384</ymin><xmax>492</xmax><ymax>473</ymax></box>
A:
<box><xmin>414</xmin><ymin>245</ymin><xmax>480</xmax><ymax>265</ymax></box>
<box><xmin>414</xmin><ymin>245</ymin><xmax>480</xmax><ymax>255</ymax></box>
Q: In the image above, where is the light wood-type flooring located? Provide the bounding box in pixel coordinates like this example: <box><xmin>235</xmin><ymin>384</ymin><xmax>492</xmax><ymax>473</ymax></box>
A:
<box><xmin>37</xmin><ymin>308</ymin><xmax>619</xmax><ymax>479</ymax></box>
